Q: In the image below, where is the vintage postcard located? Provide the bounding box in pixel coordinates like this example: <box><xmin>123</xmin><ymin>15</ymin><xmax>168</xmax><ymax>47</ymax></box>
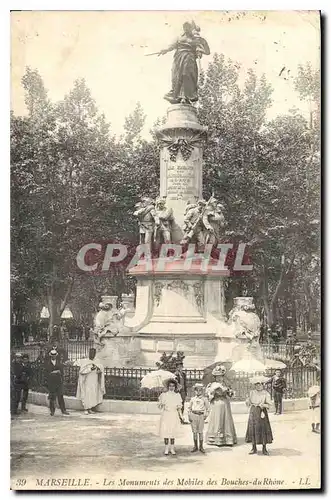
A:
<box><xmin>10</xmin><ymin>10</ymin><xmax>321</xmax><ymax>491</ymax></box>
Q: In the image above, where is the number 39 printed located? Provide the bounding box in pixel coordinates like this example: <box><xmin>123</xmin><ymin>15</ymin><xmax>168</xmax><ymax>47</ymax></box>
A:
<box><xmin>16</xmin><ymin>479</ymin><xmax>26</xmax><ymax>487</ymax></box>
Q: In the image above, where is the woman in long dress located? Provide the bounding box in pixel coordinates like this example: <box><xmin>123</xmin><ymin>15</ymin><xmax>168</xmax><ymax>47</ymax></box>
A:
<box><xmin>245</xmin><ymin>378</ymin><xmax>273</xmax><ymax>455</ymax></box>
<box><xmin>159</xmin><ymin>21</ymin><xmax>210</xmax><ymax>104</ymax></box>
<box><xmin>158</xmin><ymin>379</ymin><xmax>183</xmax><ymax>455</ymax></box>
<box><xmin>206</xmin><ymin>365</ymin><xmax>237</xmax><ymax>446</ymax></box>
<box><xmin>76</xmin><ymin>348</ymin><xmax>105</xmax><ymax>414</ymax></box>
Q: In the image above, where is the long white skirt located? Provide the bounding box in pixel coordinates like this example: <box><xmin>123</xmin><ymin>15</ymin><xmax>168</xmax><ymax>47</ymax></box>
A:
<box><xmin>77</xmin><ymin>371</ymin><xmax>103</xmax><ymax>410</ymax></box>
<box><xmin>159</xmin><ymin>410</ymin><xmax>181</xmax><ymax>439</ymax></box>
<box><xmin>311</xmin><ymin>406</ymin><xmax>320</xmax><ymax>424</ymax></box>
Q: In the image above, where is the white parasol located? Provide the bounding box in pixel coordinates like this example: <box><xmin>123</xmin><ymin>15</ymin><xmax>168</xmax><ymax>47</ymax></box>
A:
<box><xmin>264</xmin><ymin>358</ymin><xmax>287</xmax><ymax>370</ymax></box>
<box><xmin>140</xmin><ymin>369</ymin><xmax>176</xmax><ymax>390</ymax></box>
<box><xmin>250</xmin><ymin>375</ymin><xmax>270</xmax><ymax>385</ymax></box>
<box><xmin>230</xmin><ymin>359</ymin><xmax>266</xmax><ymax>374</ymax></box>
<box><xmin>308</xmin><ymin>385</ymin><xmax>320</xmax><ymax>398</ymax></box>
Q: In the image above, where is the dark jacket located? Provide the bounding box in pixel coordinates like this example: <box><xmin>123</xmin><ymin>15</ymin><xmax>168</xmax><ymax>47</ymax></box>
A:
<box><xmin>44</xmin><ymin>359</ymin><xmax>64</xmax><ymax>393</ymax></box>
<box><xmin>174</xmin><ymin>370</ymin><xmax>187</xmax><ymax>395</ymax></box>
<box><xmin>270</xmin><ymin>375</ymin><xmax>287</xmax><ymax>393</ymax></box>
<box><xmin>11</xmin><ymin>361</ymin><xmax>32</xmax><ymax>387</ymax></box>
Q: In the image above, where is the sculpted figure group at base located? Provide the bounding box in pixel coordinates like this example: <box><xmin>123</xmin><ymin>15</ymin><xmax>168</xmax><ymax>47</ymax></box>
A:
<box><xmin>181</xmin><ymin>196</ymin><xmax>226</xmax><ymax>247</ymax></box>
<box><xmin>228</xmin><ymin>299</ymin><xmax>261</xmax><ymax>343</ymax></box>
<box><xmin>93</xmin><ymin>299</ymin><xmax>127</xmax><ymax>344</ymax></box>
<box><xmin>134</xmin><ymin>197</ymin><xmax>174</xmax><ymax>246</ymax></box>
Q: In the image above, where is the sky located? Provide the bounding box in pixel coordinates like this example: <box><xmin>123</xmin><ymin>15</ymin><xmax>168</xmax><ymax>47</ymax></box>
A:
<box><xmin>11</xmin><ymin>10</ymin><xmax>320</xmax><ymax>138</ymax></box>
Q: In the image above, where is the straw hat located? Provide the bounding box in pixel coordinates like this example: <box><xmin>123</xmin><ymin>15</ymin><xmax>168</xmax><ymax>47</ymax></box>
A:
<box><xmin>193</xmin><ymin>383</ymin><xmax>204</xmax><ymax>390</ymax></box>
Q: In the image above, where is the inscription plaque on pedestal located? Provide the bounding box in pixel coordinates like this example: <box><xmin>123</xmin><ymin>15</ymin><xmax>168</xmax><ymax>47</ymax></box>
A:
<box><xmin>166</xmin><ymin>162</ymin><xmax>196</xmax><ymax>201</ymax></box>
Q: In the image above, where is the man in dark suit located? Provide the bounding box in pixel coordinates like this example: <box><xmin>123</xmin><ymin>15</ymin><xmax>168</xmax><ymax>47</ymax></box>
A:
<box><xmin>44</xmin><ymin>350</ymin><xmax>69</xmax><ymax>416</ymax></box>
<box><xmin>174</xmin><ymin>360</ymin><xmax>187</xmax><ymax>422</ymax></box>
<box><xmin>11</xmin><ymin>353</ymin><xmax>33</xmax><ymax>413</ymax></box>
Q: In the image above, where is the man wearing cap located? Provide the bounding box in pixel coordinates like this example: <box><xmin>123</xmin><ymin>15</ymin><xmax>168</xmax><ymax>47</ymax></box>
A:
<box><xmin>11</xmin><ymin>353</ymin><xmax>33</xmax><ymax>414</ymax></box>
<box><xmin>44</xmin><ymin>350</ymin><xmax>69</xmax><ymax>416</ymax></box>
<box><xmin>188</xmin><ymin>383</ymin><xmax>209</xmax><ymax>453</ymax></box>
<box><xmin>174</xmin><ymin>361</ymin><xmax>187</xmax><ymax>421</ymax></box>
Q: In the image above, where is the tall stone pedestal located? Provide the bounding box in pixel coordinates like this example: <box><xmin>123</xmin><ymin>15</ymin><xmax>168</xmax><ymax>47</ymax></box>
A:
<box><xmin>157</xmin><ymin>104</ymin><xmax>207</xmax><ymax>241</ymax></box>
<box><xmin>125</xmin><ymin>104</ymin><xmax>240</xmax><ymax>368</ymax></box>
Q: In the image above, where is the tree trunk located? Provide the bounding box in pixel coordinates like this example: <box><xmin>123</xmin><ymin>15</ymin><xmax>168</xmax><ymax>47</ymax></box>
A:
<box><xmin>47</xmin><ymin>270</ymin><xmax>74</xmax><ymax>338</ymax></box>
<box><xmin>269</xmin><ymin>254</ymin><xmax>295</xmax><ymax>326</ymax></box>
<box><xmin>47</xmin><ymin>294</ymin><xmax>62</xmax><ymax>337</ymax></box>
<box><xmin>261</xmin><ymin>257</ymin><xmax>273</xmax><ymax>327</ymax></box>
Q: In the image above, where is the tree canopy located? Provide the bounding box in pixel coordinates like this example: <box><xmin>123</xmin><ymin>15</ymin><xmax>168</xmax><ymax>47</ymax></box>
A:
<box><xmin>11</xmin><ymin>57</ymin><xmax>320</xmax><ymax>335</ymax></box>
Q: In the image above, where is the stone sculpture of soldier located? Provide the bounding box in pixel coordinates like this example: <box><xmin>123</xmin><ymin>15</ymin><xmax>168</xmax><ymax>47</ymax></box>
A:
<box><xmin>133</xmin><ymin>197</ymin><xmax>157</xmax><ymax>245</ymax></box>
<box><xmin>204</xmin><ymin>199</ymin><xmax>226</xmax><ymax>246</ymax></box>
<box><xmin>181</xmin><ymin>199</ymin><xmax>207</xmax><ymax>246</ymax></box>
<box><xmin>154</xmin><ymin>197</ymin><xmax>174</xmax><ymax>244</ymax></box>
<box><xmin>181</xmin><ymin>196</ymin><xmax>225</xmax><ymax>248</ymax></box>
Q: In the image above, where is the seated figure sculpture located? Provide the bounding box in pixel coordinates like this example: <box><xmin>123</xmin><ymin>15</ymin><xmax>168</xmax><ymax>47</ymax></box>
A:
<box><xmin>228</xmin><ymin>299</ymin><xmax>261</xmax><ymax>343</ymax></box>
<box><xmin>94</xmin><ymin>301</ymin><xmax>127</xmax><ymax>343</ymax></box>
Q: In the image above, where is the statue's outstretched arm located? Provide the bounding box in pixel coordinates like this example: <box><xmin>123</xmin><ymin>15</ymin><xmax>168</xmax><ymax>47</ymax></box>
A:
<box><xmin>159</xmin><ymin>39</ymin><xmax>178</xmax><ymax>55</ymax></box>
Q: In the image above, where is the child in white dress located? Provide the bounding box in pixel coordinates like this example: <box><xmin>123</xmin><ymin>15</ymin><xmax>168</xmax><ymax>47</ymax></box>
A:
<box><xmin>158</xmin><ymin>379</ymin><xmax>183</xmax><ymax>455</ymax></box>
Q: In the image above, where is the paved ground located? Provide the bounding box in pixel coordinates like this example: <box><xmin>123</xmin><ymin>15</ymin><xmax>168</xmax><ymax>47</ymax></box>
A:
<box><xmin>11</xmin><ymin>405</ymin><xmax>321</xmax><ymax>491</ymax></box>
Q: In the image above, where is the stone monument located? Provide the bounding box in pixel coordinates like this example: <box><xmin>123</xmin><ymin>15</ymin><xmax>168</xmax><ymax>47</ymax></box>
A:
<box><xmin>99</xmin><ymin>21</ymin><xmax>262</xmax><ymax>369</ymax></box>
<box><xmin>123</xmin><ymin>22</ymin><xmax>241</xmax><ymax>368</ymax></box>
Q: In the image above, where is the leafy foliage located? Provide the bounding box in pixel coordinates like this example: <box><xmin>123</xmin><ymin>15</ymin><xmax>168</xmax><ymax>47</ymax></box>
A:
<box><xmin>11</xmin><ymin>56</ymin><xmax>320</xmax><ymax>335</ymax></box>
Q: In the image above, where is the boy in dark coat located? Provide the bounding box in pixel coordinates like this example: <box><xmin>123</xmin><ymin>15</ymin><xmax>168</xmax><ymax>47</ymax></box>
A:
<box><xmin>269</xmin><ymin>369</ymin><xmax>287</xmax><ymax>415</ymax></box>
<box><xmin>44</xmin><ymin>350</ymin><xmax>69</xmax><ymax>416</ymax></box>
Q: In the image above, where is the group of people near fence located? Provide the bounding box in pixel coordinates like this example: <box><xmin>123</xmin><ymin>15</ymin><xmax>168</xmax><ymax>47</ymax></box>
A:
<box><xmin>11</xmin><ymin>348</ymin><xmax>321</xmax><ymax>457</ymax></box>
<box><xmin>158</xmin><ymin>365</ymin><xmax>273</xmax><ymax>456</ymax></box>
<box><xmin>158</xmin><ymin>364</ymin><xmax>320</xmax><ymax>456</ymax></box>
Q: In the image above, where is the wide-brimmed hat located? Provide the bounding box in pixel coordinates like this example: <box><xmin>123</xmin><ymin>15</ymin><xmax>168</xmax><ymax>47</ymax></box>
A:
<box><xmin>49</xmin><ymin>349</ymin><xmax>58</xmax><ymax>356</ymax></box>
<box><xmin>212</xmin><ymin>364</ymin><xmax>227</xmax><ymax>376</ymax></box>
<box><xmin>250</xmin><ymin>375</ymin><xmax>269</xmax><ymax>385</ymax></box>
<box><xmin>193</xmin><ymin>383</ymin><xmax>204</xmax><ymax>390</ymax></box>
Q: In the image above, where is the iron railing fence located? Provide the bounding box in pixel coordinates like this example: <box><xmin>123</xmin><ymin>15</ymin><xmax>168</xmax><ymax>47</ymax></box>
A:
<box><xmin>29</xmin><ymin>364</ymin><xmax>318</xmax><ymax>402</ymax></box>
<box><xmin>12</xmin><ymin>340</ymin><xmax>320</xmax><ymax>366</ymax></box>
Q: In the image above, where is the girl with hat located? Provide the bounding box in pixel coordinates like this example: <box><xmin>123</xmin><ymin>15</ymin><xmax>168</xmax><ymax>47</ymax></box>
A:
<box><xmin>245</xmin><ymin>376</ymin><xmax>273</xmax><ymax>455</ymax></box>
<box><xmin>206</xmin><ymin>365</ymin><xmax>237</xmax><ymax>447</ymax></box>
<box><xmin>158</xmin><ymin>379</ymin><xmax>183</xmax><ymax>455</ymax></box>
